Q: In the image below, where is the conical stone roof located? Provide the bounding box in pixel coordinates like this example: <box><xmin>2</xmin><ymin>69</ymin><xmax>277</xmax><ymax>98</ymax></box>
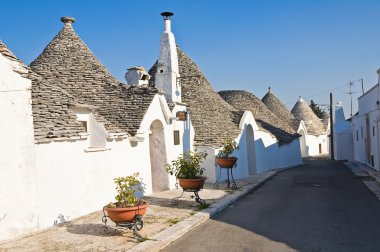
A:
<box><xmin>149</xmin><ymin>46</ymin><xmax>242</xmax><ymax>147</ymax></box>
<box><xmin>321</xmin><ymin>111</ymin><xmax>330</xmax><ymax>131</ymax></box>
<box><xmin>1</xmin><ymin>39</ymin><xmax>86</xmax><ymax>142</ymax></box>
<box><xmin>291</xmin><ymin>97</ymin><xmax>326</xmax><ymax>136</ymax></box>
<box><xmin>30</xmin><ymin>18</ymin><xmax>159</xmax><ymax>136</ymax></box>
<box><xmin>219</xmin><ymin>90</ymin><xmax>299</xmax><ymax>145</ymax></box>
<box><xmin>30</xmin><ymin>71</ymin><xmax>88</xmax><ymax>142</ymax></box>
<box><xmin>0</xmin><ymin>40</ymin><xmax>19</xmax><ymax>62</ymax></box>
<box><xmin>262</xmin><ymin>88</ymin><xmax>299</xmax><ymax>131</ymax></box>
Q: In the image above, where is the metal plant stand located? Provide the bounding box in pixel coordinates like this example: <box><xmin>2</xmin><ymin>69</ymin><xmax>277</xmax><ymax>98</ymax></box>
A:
<box><xmin>100</xmin><ymin>206</ymin><xmax>144</xmax><ymax>239</ymax></box>
<box><xmin>172</xmin><ymin>183</ymin><xmax>206</xmax><ymax>205</ymax></box>
<box><xmin>214</xmin><ymin>163</ymin><xmax>237</xmax><ymax>190</ymax></box>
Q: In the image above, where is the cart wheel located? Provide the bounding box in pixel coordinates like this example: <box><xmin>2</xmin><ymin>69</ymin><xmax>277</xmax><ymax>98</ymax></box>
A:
<box><xmin>135</xmin><ymin>219</ymin><xmax>144</xmax><ymax>231</ymax></box>
<box><xmin>231</xmin><ymin>183</ymin><xmax>237</xmax><ymax>190</ymax></box>
<box><xmin>214</xmin><ymin>183</ymin><xmax>219</xmax><ymax>189</ymax></box>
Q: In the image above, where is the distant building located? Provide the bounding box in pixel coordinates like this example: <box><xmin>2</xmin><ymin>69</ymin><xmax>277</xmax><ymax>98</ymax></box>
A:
<box><xmin>351</xmin><ymin>69</ymin><xmax>380</xmax><ymax>170</ymax></box>
<box><xmin>219</xmin><ymin>90</ymin><xmax>302</xmax><ymax>172</ymax></box>
<box><xmin>262</xmin><ymin>89</ymin><xmax>329</xmax><ymax>157</ymax></box>
<box><xmin>333</xmin><ymin>102</ymin><xmax>353</xmax><ymax>160</ymax></box>
<box><xmin>291</xmin><ymin>97</ymin><xmax>329</xmax><ymax>157</ymax></box>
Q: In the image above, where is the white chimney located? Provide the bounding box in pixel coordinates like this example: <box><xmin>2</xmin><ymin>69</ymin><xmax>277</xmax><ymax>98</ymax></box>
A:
<box><xmin>125</xmin><ymin>66</ymin><xmax>150</xmax><ymax>86</ymax></box>
<box><xmin>155</xmin><ymin>12</ymin><xmax>181</xmax><ymax>103</ymax></box>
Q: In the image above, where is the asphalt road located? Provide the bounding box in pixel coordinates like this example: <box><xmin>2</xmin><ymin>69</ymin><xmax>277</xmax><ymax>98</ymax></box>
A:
<box><xmin>162</xmin><ymin>157</ymin><xmax>380</xmax><ymax>252</ymax></box>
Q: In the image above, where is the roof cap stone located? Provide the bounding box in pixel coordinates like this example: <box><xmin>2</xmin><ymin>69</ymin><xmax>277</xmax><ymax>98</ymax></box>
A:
<box><xmin>61</xmin><ymin>16</ymin><xmax>76</xmax><ymax>24</ymax></box>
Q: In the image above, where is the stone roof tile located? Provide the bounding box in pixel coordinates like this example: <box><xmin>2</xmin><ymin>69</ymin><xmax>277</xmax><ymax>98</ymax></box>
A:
<box><xmin>29</xmin><ymin>71</ymin><xmax>87</xmax><ymax>143</ymax></box>
<box><xmin>262</xmin><ymin>88</ymin><xmax>299</xmax><ymax>131</ymax></box>
<box><xmin>30</xmin><ymin>20</ymin><xmax>158</xmax><ymax>136</ymax></box>
<box><xmin>0</xmin><ymin>39</ymin><xmax>86</xmax><ymax>142</ymax></box>
<box><xmin>149</xmin><ymin>46</ymin><xmax>242</xmax><ymax>147</ymax></box>
<box><xmin>219</xmin><ymin>90</ymin><xmax>299</xmax><ymax>145</ymax></box>
<box><xmin>291</xmin><ymin>98</ymin><xmax>326</xmax><ymax>136</ymax></box>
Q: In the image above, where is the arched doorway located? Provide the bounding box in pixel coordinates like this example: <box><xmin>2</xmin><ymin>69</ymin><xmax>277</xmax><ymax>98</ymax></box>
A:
<box><xmin>149</xmin><ymin>120</ymin><xmax>169</xmax><ymax>192</ymax></box>
<box><xmin>299</xmin><ymin>129</ymin><xmax>307</xmax><ymax>157</ymax></box>
<box><xmin>246</xmin><ymin>125</ymin><xmax>256</xmax><ymax>175</ymax></box>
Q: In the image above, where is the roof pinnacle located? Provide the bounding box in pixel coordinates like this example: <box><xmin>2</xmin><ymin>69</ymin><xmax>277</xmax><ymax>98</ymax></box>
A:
<box><xmin>61</xmin><ymin>16</ymin><xmax>76</xmax><ymax>25</ymax></box>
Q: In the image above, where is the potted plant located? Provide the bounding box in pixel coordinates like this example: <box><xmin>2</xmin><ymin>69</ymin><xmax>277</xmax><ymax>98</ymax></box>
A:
<box><xmin>165</xmin><ymin>150</ymin><xmax>208</xmax><ymax>190</ymax></box>
<box><xmin>104</xmin><ymin>173</ymin><xmax>148</xmax><ymax>222</ymax></box>
<box><xmin>216</xmin><ymin>138</ymin><xmax>239</xmax><ymax>168</ymax></box>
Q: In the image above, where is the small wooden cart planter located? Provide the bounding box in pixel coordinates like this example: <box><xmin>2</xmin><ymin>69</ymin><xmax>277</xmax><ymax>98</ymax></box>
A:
<box><xmin>101</xmin><ymin>202</ymin><xmax>148</xmax><ymax>238</ymax></box>
<box><xmin>172</xmin><ymin>177</ymin><xmax>206</xmax><ymax>205</ymax></box>
<box><xmin>101</xmin><ymin>173</ymin><xmax>147</xmax><ymax>239</ymax></box>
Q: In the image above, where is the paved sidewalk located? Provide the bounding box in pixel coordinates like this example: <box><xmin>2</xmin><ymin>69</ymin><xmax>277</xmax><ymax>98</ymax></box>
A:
<box><xmin>345</xmin><ymin>161</ymin><xmax>380</xmax><ymax>200</ymax></box>
<box><xmin>0</xmin><ymin>167</ymin><xmax>292</xmax><ymax>252</ymax></box>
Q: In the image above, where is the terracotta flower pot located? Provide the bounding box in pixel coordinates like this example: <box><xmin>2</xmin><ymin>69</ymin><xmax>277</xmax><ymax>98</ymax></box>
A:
<box><xmin>105</xmin><ymin>201</ymin><xmax>148</xmax><ymax>222</ymax></box>
<box><xmin>216</xmin><ymin>157</ymin><xmax>238</xmax><ymax>168</ymax></box>
<box><xmin>178</xmin><ymin>177</ymin><xmax>206</xmax><ymax>190</ymax></box>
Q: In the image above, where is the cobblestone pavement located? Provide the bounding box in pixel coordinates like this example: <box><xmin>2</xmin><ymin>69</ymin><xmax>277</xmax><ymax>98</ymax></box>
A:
<box><xmin>0</xmin><ymin>170</ymin><xmax>279</xmax><ymax>252</ymax></box>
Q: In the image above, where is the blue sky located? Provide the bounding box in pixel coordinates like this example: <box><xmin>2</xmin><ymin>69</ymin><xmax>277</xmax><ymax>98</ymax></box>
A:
<box><xmin>1</xmin><ymin>0</ymin><xmax>379</xmax><ymax>117</ymax></box>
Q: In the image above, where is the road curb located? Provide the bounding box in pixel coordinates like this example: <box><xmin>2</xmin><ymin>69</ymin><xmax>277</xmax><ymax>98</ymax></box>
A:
<box><xmin>128</xmin><ymin>170</ymin><xmax>280</xmax><ymax>252</ymax></box>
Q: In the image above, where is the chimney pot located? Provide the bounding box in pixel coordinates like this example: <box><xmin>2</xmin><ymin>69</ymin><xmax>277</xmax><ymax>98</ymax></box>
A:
<box><xmin>125</xmin><ymin>66</ymin><xmax>150</xmax><ymax>86</ymax></box>
<box><xmin>161</xmin><ymin>12</ymin><xmax>174</xmax><ymax>20</ymax></box>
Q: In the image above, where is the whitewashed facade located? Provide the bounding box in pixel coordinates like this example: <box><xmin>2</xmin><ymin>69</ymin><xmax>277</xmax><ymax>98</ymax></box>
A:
<box><xmin>333</xmin><ymin>103</ymin><xmax>353</xmax><ymax>160</ymax></box>
<box><xmin>0</xmin><ymin>17</ymin><xmax>191</xmax><ymax>240</ymax></box>
<box><xmin>351</xmin><ymin>69</ymin><xmax>380</xmax><ymax>170</ymax></box>
<box><xmin>0</xmin><ymin>47</ymin><xmax>39</xmax><ymax>240</ymax></box>
<box><xmin>1</xmin><ymin>12</ymin><xmax>304</xmax><ymax>242</ymax></box>
<box><xmin>292</xmin><ymin>97</ymin><xmax>329</xmax><ymax>157</ymax></box>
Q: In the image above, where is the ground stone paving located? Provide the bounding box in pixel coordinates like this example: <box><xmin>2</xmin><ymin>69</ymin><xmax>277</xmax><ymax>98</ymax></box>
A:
<box><xmin>0</xmin><ymin>182</ymin><xmax>241</xmax><ymax>252</ymax></box>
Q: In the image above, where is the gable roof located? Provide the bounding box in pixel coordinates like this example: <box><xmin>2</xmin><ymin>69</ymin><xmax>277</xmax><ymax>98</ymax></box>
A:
<box><xmin>262</xmin><ymin>88</ymin><xmax>299</xmax><ymax>131</ymax></box>
<box><xmin>219</xmin><ymin>90</ymin><xmax>299</xmax><ymax>145</ymax></box>
<box><xmin>30</xmin><ymin>18</ymin><xmax>159</xmax><ymax>136</ymax></box>
<box><xmin>291</xmin><ymin>97</ymin><xmax>326</xmax><ymax>136</ymax></box>
<box><xmin>149</xmin><ymin>46</ymin><xmax>242</xmax><ymax>147</ymax></box>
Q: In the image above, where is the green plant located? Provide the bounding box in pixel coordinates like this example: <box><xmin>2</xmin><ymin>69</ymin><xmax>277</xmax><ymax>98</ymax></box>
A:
<box><xmin>165</xmin><ymin>150</ymin><xmax>208</xmax><ymax>179</ymax></box>
<box><xmin>217</xmin><ymin>139</ymin><xmax>239</xmax><ymax>158</ymax></box>
<box><xmin>198</xmin><ymin>203</ymin><xmax>210</xmax><ymax>210</ymax></box>
<box><xmin>166</xmin><ymin>218</ymin><xmax>181</xmax><ymax>226</ymax></box>
<box><xmin>107</xmin><ymin>173</ymin><xmax>144</xmax><ymax>208</ymax></box>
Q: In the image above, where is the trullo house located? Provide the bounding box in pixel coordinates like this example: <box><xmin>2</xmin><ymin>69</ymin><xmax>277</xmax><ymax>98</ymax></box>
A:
<box><xmin>0</xmin><ymin>16</ymin><xmax>190</xmax><ymax>240</ymax></box>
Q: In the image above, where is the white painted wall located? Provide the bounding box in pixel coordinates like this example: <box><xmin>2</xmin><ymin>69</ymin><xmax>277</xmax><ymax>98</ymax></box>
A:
<box><xmin>200</xmin><ymin>111</ymin><xmax>302</xmax><ymax>183</ymax></box>
<box><xmin>33</xmin><ymin>94</ymin><xmax>190</xmax><ymax>230</ymax></box>
<box><xmin>0</xmin><ymin>54</ymin><xmax>38</xmax><ymax>240</ymax></box>
<box><xmin>334</xmin><ymin>104</ymin><xmax>354</xmax><ymax>160</ymax></box>
<box><xmin>0</xmin><ymin>92</ymin><xmax>192</xmax><ymax>241</ymax></box>
<box><xmin>334</xmin><ymin>132</ymin><xmax>353</xmax><ymax>160</ymax></box>
<box><xmin>34</xmin><ymin>136</ymin><xmax>156</xmax><ymax>229</ymax></box>
<box><xmin>352</xmin><ymin>84</ymin><xmax>380</xmax><ymax>170</ymax></box>
<box><xmin>297</xmin><ymin>121</ymin><xmax>329</xmax><ymax>157</ymax></box>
